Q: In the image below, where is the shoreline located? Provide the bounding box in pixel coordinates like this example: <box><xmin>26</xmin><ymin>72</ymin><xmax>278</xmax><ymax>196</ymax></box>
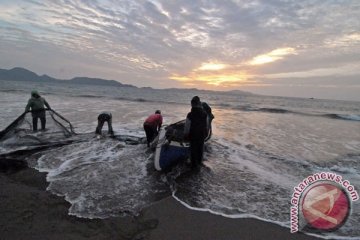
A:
<box><xmin>0</xmin><ymin>158</ymin><xmax>321</xmax><ymax>240</ymax></box>
<box><xmin>140</xmin><ymin>196</ymin><xmax>320</xmax><ymax>240</ymax></box>
<box><xmin>0</xmin><ymin>162</ymin><xmax>155</xmax><ymax>240</ymax></box>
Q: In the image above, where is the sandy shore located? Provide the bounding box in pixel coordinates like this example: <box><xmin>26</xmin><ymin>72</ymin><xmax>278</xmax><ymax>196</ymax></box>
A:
<box><xmin>0</xmin><ymin>158</ymin><xmax>319</xmax><ymax>240</ymax></box>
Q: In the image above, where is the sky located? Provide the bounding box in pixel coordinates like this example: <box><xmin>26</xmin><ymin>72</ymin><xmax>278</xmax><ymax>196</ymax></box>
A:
<box><xmin>0</xmin><ymin>0</ymin><xmax>359</xmax><ymax>101</ymax></box>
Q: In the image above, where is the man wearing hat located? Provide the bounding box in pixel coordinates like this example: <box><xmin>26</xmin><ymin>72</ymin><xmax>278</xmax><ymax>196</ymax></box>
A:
<box><xmin>25</xmin><ymin>90</ymin><xmax>51</xmax><ymax>131</ymax></box>
<box><xmin>184</xmin><ymin>96</ymin><xmax>208</xmax><ymax>169</ymax></box>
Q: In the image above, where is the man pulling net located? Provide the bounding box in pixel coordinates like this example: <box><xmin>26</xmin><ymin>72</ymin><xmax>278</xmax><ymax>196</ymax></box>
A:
<box><xmin>25</xmin><ymin>90</ymin><xmax>51</xmax><ymax>131</ymax></box>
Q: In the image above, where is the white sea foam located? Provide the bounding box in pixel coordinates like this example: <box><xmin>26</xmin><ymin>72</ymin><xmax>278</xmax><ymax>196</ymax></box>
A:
<box><xmin>32</xmin><ymin>136</ymin><xmax>170</xmax><ymax>218</ymax></box>
<box><xmin>338</xmin><ymin>114</ymin><xmax>360</xmax><ymax>121</ymax></box>
<box><xmin>330</xmin><ymin>166</ymin><xmax>358</xmax><ymax>174</ymax></box>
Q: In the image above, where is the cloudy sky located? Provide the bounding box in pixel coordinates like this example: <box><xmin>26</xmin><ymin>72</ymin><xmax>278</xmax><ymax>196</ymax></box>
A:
<box><xmin>0</xmin><ymin>0</ymin><xmax>359</xmax><ymax>100</ymax></box>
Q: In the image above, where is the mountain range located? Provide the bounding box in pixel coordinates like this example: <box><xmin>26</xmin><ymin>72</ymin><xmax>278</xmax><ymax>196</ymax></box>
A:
<box><xmin>0</xmin><ymin>67</ymin><xmax>252</xmax><ymax>95</ymax></box>
<box><xmin>0</xmin><ymin>67</ymin><xmax>135</xmax><ymax>88</ymax></box>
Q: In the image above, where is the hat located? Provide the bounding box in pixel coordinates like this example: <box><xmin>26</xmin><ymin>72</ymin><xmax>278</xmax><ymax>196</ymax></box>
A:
<box><xmin>31</xmin><ymin>90</ymin><xmax>40</xmax><ymax>97</ymax></box>
<box><xmin>191</xmin><ymin>96</ymin><xmax>201</xmax><ymax>107</ymax></box>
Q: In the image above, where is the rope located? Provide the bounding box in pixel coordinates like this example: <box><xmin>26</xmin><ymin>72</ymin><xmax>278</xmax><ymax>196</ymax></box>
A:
<box><xmin>49</xmin><ymin>111</ymin><xmax>72</xmax><ymax>137</ymax></box>
<box><xmin>47</xmin><ymin>109</ymin><xmax>76</xmax><ymax>134</ymax></box>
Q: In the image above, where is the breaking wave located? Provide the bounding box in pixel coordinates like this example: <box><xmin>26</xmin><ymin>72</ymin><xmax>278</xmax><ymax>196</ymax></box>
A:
<box><xmin>323</xmin><ymin>114</ymin><xmax>360</xmax><ymax>122</ymax></box>
<box><xmin>231</xmin><ymin>106</ymin><xmax>360</xmax><ymax>122</ymax></box>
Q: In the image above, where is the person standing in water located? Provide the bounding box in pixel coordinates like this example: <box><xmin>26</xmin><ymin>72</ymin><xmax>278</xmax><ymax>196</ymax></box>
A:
<box><xmin>201</xmin><ymin>101</ymin><xmax>214</xmax><ymax>136</ymax></box>
<box><xmin>184</xmin><ymin>96</ymin><xmax>208</xmax><ymax>169</ymax></box>
<box><xmin>25</xmin><ymin>90</ymin><xmax>51</xmax><ymax>131</ymax></box>
<box><xmin>95</xmin><ymin>112</ymin><xmax>114</xmax><ymax>136</ymax></box>
<box><xmin>143</xmin><ymin>110</ymin><xmax>163</xmax><ymax>147</ymax></box>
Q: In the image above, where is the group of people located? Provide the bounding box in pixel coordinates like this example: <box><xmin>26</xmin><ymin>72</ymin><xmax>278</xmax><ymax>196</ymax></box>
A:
<box><xmin>141</xmin><ymin>96</ymin><xmax>213</xmax><ymax>169</ymax></box>
<box><xmin>25</xmin><ymin>90</ymin><xmax>213</xmax><ymax>169</ymax></box>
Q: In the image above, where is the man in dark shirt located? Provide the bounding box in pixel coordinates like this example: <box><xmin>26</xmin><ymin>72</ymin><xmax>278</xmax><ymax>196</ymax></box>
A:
<box><xmin>184</xmin><ymin>96</ymin><xmax>208</xmax><ymax>169</ymax></box>
<box><xmin>95</xmin><ymin>112</ymin><xmax>114</xmax><ymax>136</ymax></box>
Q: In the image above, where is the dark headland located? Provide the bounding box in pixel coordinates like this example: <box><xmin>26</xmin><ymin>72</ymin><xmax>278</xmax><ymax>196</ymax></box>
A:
<box><xmin>0</xmin><ymin>67</ymin><xmax>135</xmax><ymax>88</ymax></box>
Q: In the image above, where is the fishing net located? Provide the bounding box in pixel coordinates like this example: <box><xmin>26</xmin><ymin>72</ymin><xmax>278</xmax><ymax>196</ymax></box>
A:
<box><xmin>164</xmin><ymin>118</ymin><xmax>212</xmax><ymax>143</ymax></box>
<box><xmin>0</xmin><ymin>109</ymin><xmax>150</xmax><ymax>156</ymax></box>
<box><xmin>0</xmin><ymin>109</ymin><xmax>76</xmax><ymax>149</ymax></box>
<box><xmin>165</xmin><ymin>120</ymin><xmax>187</xmax><ymax>142</ymax></box>
<box><xmin>112</xmin><ymin>134</ymin><xmax>147</xmax><ymax>145</ymax></box>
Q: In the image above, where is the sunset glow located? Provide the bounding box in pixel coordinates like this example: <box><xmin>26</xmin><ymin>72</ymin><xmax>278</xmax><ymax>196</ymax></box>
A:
<box><xmin>170</xmin><ymin>71</ymin><xmax>250</xmax><ymax>87</ymax></box>
<box><xmin>197</xmin><ymin>62</ymin><xmax>227</xmax><ymax>71</ymax></box>
<box><xmin>168</xmin><ymin>61</ymin><xmax>250</xmax><ymax>88</ymax></box>
<box><xmin>249</xmin><ymin>47</ymin><xmax>297</xmax><ymax>65</ymax></box>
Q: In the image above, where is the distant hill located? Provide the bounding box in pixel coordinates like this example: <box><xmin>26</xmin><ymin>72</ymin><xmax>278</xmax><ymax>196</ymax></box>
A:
<box><xmin>0</xmin><ymin>67</ymin><xmax>253</xmax><ymax>95</ymax></box>
<box><xmin>69</xmin><ymin>77</ymin><xmax>134</xmax><ymax>87</ymax></box>
<box><xmin>225</xmin><ymin>89</ymin><xmax>253</xmax><ymax>95</ymax></box>
<box><xmin>0</xmin><ymin>67</ymin><xmax>41</xmax><ymax>82</ymax></box>
<box><xmin>0</xmin><ymin>67</ymin><xmax>135</xmax><ymax>88</ymax></box>
<box><xmin>163</xmin><ymin>87</ymin><xmax>252</xmax><ymax>96</ymax></box>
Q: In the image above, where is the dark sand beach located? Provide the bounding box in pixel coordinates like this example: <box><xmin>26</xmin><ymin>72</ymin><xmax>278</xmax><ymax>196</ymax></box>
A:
<box><xmin>0</xmin><ymin>158</ymin><xmax>320</xmax><ymax>240</ymax></box>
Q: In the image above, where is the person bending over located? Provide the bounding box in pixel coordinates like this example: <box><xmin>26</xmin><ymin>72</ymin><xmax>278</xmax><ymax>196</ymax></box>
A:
<box><xmin>25</xmin><ymin>90</ymin><xmax>51</xmax><ymax>131</ymax></box>
<box><xmin>95</xmin><ymin>112</ymin><xmax>114</xmax><ymax>136</ymax></box>
<box><xmin>143</xmin><ymin>110</ymin><xmax>163</xmax><ymax>147</ymax></box>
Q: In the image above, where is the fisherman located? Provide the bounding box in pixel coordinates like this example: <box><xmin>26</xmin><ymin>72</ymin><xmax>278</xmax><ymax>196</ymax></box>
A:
<box><xmin>143</xmin><ymin>110</ymin><xmax>163</xmax><ymax>147</ymax></box>
<box><xmin>184</xmin><ymin>96</ymin><xmax>208</xmax><ymax>169</ymax></box>
<box><xmin>95</xmin><ymin>112</ymin><xmax>114</xmax><ymax>136</ymax></box>
<box><xmin>25</xmin><ymin>90</ymin><xmax>51</xmax><ymax>131</ymax></box>
<box><xmin>201</xmin><ymin>101</ymin><xmax>214</xmax><ymax>131</ymax></box>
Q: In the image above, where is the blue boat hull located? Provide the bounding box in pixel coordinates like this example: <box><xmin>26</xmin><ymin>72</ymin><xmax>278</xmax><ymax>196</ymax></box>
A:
<box><xmin>154</xmin><ymin>119</ymin><xmax>212</xmax><ymax>171</ymax></box>
<box><xmin>158</xmin><ymin>143</ymin><xmax>189</xmax><ymax>170</ymax></box>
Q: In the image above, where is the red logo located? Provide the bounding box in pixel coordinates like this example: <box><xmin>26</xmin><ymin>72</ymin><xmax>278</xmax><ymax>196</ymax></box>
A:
<box><xmin>301</xmin><ymin>183</ymin><xmax>350</xmax><ymax>231</ymax></box>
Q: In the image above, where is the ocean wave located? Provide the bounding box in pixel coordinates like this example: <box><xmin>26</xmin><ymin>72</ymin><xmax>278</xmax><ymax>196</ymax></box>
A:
<box><xmin>76</xmin><ymin>94</ymin><xmax>103</xmax><ymax>98</ymax></box>
<box><xmin>257</xmin><ymin>108</ymin><xmax>292</xmax><ymax>114</ymax></box>
<box><xmin>216</xmin><ymin>103</ymin><xmax>232</xmax><ymax>107</ymax></box>
<box><xmin>230</xmin><ymin>105</ymin><xmax>360</xmax><ymax>122</ymax></box>
<box><xmin>66</xmin><ymin>94</ymin><xmax>149</xmax><ymax>103</ymax></box>
<box><xmin>69</xmin><ymin>94</ymin><xmax>360</xmax><ymax>122</ymax></box>
<box><xmin>323</xmin><ymin>114</ymin><xmax>360</xmax><ymax>121</ymax></box>
<box><xmin>0</xmin><ymin>89</ymin><xmax>25</xmax><ymax>93</ymax></box>
<box><xmin>232</xmin><ymin>106</ymin><xmax>293</xmax><ymax>114</ymax></box>
<box><xmin>330</xmin><ymin>165</ymin><xmax>358</xmax><ymax>174</ymax></box>
<box><xmin>134</xmin><ymin>98</ymin><xmax>147</xmax><ymax>102</ymax></box>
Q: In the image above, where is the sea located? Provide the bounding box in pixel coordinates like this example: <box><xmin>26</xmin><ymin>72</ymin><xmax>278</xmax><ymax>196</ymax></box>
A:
<box><xmin>0</xmin><ymin>80</ymin><xmax>359</xmax><ymax>239</ymax></box>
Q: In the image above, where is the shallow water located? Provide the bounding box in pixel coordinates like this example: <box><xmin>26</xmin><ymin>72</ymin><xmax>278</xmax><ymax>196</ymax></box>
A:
<box><xmin>1</xmin><ymin>81</ymin><xmax>360</xmax><ymax>238</ymax></box>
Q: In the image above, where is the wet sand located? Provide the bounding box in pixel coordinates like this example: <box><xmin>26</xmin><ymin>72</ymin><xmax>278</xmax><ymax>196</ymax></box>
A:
<box><xmin>0</xmin><ymin>158</ymin><xmax>319</xmax><ymax>240</ymax></box>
